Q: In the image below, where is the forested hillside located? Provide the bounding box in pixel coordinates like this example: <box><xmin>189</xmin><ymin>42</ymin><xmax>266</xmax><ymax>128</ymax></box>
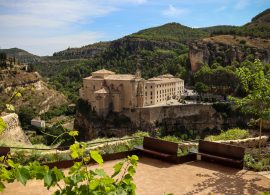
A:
<box><xmin>2</xmin><ymin>9</ymin><xmax>270</xmax><ymax>102</ymax></box>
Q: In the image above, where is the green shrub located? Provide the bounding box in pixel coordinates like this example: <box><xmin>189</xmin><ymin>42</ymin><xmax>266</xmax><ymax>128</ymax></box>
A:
<box><xmin>244</xmin><ymin>153</ymin><xmax>270</xmax><ymax>171</ymax></box>
<box><xmin>160</xmin><ymin>135</ymin><xmax>181</xmax><ymax>143</ymax></box>
<box><xmin>204</xmin><ymin>128</ymin><xmax>249</xmax><ymax>141</ymax></box>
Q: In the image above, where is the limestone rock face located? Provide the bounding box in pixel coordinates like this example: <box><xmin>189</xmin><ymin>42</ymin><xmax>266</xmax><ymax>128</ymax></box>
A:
<box><xmin>75</xmin><ymin>100</ymin><xmax>250</xmax><ymax>140</ymax></box>
<box><xmin>0</xmin><ymin>113</ymin><xmax>30</xmax><ymax>144</ymax></box>
<box><xmin>189</xmin><ymin>36</ymin><xmax>270</xmax><ymax>72</ymax></box>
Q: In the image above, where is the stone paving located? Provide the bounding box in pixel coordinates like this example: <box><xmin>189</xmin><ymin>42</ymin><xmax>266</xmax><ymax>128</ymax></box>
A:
<box><xmin>2</xmin><ymin>157</ymin><xmax>270</xmax><ymax>195</ymax></box>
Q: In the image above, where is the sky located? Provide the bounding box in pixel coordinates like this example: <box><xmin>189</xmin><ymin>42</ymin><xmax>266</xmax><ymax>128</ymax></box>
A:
<box><xmin>0</xmin><ymin>0</ymin><xmax>269</xmax><ymax>56</ymax></box>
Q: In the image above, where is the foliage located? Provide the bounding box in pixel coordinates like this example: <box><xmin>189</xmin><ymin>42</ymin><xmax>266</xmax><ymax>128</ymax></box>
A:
<box><xmin>194</xmin><ymin>82</ymin><xmax>209</xmax><ymax>93</ymax></box>
<box><xmin>244</xmin><ymin>147</ymin><xmax>270</xmax><ymax>171</ymax></box>
<box><xmin>18</xmin><ymin>106</ymin><xmax>38</xmax><ymax>130</ymax></box>
<box><xmin>0</xmin><ymin>135</ymin><xmax>139</xmax><ymax>194</ymax></box>
<box><xmin>42</xmin><ymin>123</ymin><xmax>75</xmax><ymax>146</ymax></box>
<box><xmin>201</xmin><ymin>8</ymin><xmax>270</xmax><ymax>39</ymax></box>
<box><xmin>231</xmin><ymin>59</ymin><xmax>270</xmax><ymax>119</ymax></box>
<box><xmin>194</xmin><ymin>65</ymin><xmax>240</xmax><ymax>95</ymax></box>
<box><xmin>0</xmin><ymin>53</ymin><xmax>7</xmax><ymax>68</ymax></box>
<box><xmin>160</xmin><ymin>135</ymin><xmax>181</xmax><ymax>143</ymax></box>
<box><xmin>0</xmin><ymin>118</ymin><xmax>7</xmax><ymax>135</ymax></box>
<box><xmin>40</xmin><ymin>104</ymin><xmax>75</xmax><ymax>121</ymax></box>
<box><xmin>130</xmin><ymin>22</ymin><xmax>209</xmax><ymax>42</ymax></box>
<box><xmin>204</xmin><ymin>128</ymin><xmax>249</xmax><ymax>141</ymax></box>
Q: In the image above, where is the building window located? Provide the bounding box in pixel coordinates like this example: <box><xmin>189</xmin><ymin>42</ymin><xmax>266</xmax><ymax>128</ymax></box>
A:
<box><xmin>151</xmin><ymin>101</ymin><xmax>152</xmax><ymax>104</ymax></box>
<box><xmin>145</xmin><ymin>92</ymin><xmax>147</xmax><ymax>96</ymax></box>
<box><xmin>150</xmin><ymin>92</ymin><xmax>152</xmax><ymax>95</ymax></box>
<box><xmin>93</xmin><ymin>85</ymin><xmax>95</xmax><ymax>90</ymax></box>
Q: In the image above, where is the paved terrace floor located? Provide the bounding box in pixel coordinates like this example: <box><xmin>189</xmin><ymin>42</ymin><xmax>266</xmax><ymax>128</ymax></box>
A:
<box><xmin>2</xmin><ymin>157</ymin><xmax>270</xmax><ymax>195</ymax></box>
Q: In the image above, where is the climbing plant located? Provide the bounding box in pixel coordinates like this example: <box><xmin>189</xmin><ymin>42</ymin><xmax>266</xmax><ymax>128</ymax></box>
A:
<box><xmin>0</xmin><ymin>131</ymin><xmax>139</xmax><ymax>194</ymax></box>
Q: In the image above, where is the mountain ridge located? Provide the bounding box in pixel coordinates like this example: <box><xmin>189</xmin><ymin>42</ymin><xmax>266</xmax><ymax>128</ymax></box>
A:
<box><xmin>2</xmin><ymin>8</ymin><xmax>270</xmax><ymax>58</ymax></box>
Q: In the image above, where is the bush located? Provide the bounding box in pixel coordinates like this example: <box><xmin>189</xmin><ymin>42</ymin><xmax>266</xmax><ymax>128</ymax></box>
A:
<box><xmin>204</xmin><ymin>128</ymin><xmax>249</xmax><ymax>141</ymax></box>
<box><xmin>40</xmin><ymin>104</ymin><xmax>75</xmax><ymax>121</ymax></box>
<box><xmin>18</xmin><ymin>106</ymin><xmax>38</xmax><ymax>130</ymax></box>
<box><xmin>244</xmin><ymin>153</ymin><xmax>270</xmax><ymax>172</ymax></box>
<box><xmin>160</xmin><ymin>135</ymin><xmax>181</xmax><ymax>143</ymax></box>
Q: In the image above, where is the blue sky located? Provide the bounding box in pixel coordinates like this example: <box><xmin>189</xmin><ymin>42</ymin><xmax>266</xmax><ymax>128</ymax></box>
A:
<box><xmin>0</xmin><ymin>0</ymin><xmax>269</xmax><ymax>56</ymax></box>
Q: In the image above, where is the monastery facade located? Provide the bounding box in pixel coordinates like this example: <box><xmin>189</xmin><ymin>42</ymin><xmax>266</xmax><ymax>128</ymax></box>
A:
<box><xmin>80</xmin><ymin>69</ymin><xmax>184</xmax><ymax>117</ymax></box>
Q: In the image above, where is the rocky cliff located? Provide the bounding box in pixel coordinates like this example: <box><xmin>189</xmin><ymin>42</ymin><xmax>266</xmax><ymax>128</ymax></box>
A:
<box><xmin>0</xmin><ymin>68</ymin><xmax>68</xmax><ymax>114</ymax></box>
<box><xmin>74</xmin><ymin>100</ymin><xmax>249</xmax><ymax>140</ymax></box>
<box><xmin>52</xmin><ymin>42</ymin><xmax>109</xmax><ymax>59</ymax></box>
<box><xmin>0</xmin><ymin>113</ymin><xmax>30</xmax><ymax>144</ymax></box>
<box><xmin>189</xmin><ymin>35</ymin><xmax>270</xmax><ymax>71</ymax></box>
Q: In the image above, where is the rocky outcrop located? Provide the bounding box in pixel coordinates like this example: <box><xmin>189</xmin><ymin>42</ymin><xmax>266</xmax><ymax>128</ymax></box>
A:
<box><xmin>53</xmin><ymin>36</ymin><xmax>185</xmax><ymax>59</ymax></box>
<box><xmin>74</xmin><ymin>100</ymin><xmax>137</xmax><ymax>140</ymax></box>
<box><xmin>0</xmin><ymin>113</ymin><xmax>30</xmax><ymax>144</ymax></box>
<box><xmin>110</xmin><ymin>37</ymin><xmax>185</xmax><ymax>54</ymax></box>
<box><xmin>75</xmin><ymin>100</ymin><xmax>249</xmax><ymax>140</ymax></box>
<box><xmin>53</xmin><ymin>42</ymin><xmax>109</xmax><ymax>59</ymax></box>
<box><xmin>189</xmin><ymin>36</ymin><xmax>270</xmax><ymax>72</ymax></box>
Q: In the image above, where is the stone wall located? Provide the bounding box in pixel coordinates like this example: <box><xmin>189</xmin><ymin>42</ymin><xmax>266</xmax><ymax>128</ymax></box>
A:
<box><xmin>178</xmin><ymin>136</ymin><xmax>269</xmax><ymax>150</ymax></box>
<box><xmin>0</xmin><ymin>113</ymin><xmax>30</xmax><ymax>144</ymax></box>
<box><xmin>215</xmin><ymin>136</ymin><xmax>269</xmax><ymax>148</ymax></box>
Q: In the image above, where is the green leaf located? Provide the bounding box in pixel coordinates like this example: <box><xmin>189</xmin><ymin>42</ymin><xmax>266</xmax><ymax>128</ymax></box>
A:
<box><xmin>0</xmin><ymin>181</ymin><xmax>5</xmax><ymax>192</ymax></box>
<box><xmin>5</xmin><ymin>104</ymin><xmax>15</xmax><ymax>112</ymax></box>
<box><xmin>52</xmin><ymin>167</ymin><xmax>64</xmax><ymax>182</ymax></box>
<box><xmin>112</xmin><ymin>161</ymin><xmax>124</xmax><ymax>178</ymax></box>
<box><xmin>90</xmin><ymin>150</ymin><xmax>103</xmax><ymax>165</ymax></box>
<box><xmin>128</xmin><ymin>166</ymin><xmax>136</xmax><ymax>176</ymax></box>
<box><xmin>68</xmin><ymin>130</ymin><xmax>79</xmax><ymax>137</ymax></box>
<box><xmin>14</xmin><ymin>92</ymin><xmax>22</xmax><ymax>97</ymax></box>
<box><xmin>15</xmin><ymin>167</ymin><xmax>30</xmax><ymax>185</ymax></box>
<box><xmin>44</xmin><ymin>171</ymin><xmax>53</xmax><ymax>188</ymax></box>
<box><xmin>94</xmin><ymin>169</ymin><xmax>107</xmax><ymax>177</ymax></box>
<box><xmin>0</xmin><ymin>117</ymin><xmax>7</xmax><ymax>134</ymax></box>
<box><xmin>89</xmin><ymin>179</ymin><xmax>99</xmax><ymax>190</ymax></box>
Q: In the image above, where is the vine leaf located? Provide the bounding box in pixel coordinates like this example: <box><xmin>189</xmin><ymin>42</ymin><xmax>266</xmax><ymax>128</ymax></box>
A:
<box><xmin>68</xmin><ymin>130</ymin><xmax>78</xmax><ymax>137</ymax></box>
<box><xmin>44</xmin><ymin>171</ymin><xmax>53</xmax><ymax>188</ymax></box>
<box><xmin>0</xmin><ymin>118</ymin><xmax>7</xmax><ymax>134</ymax></box>
<box><xmin>112</xmin><ymin>162</ymin><xmax>124</xmax><ymax>178</ymax></box>
<box><xmin>0</xmin><ymin>182</ymin><xmax>5</xmax><ymax>192</ymax></box>
<box><xmin>15</xmin><ymin>167</ymin><xmax>30</xmax><ymax>185</ymax></box>
<box><xmin>90</xmin><ymin>151</ymin><xmax>103</xmax><ymax>165</ymax></box>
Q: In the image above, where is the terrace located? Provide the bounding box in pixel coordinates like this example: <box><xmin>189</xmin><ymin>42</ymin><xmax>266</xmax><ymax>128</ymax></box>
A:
<box><xmin>1</xmin><ymin>133</ymin><xmax>270</xmax><ymax>195</ymax></box>
<box><xmin>1</xmin><ymin>156</ymin><xmax>270</xmax><ymax>195</ymax></box>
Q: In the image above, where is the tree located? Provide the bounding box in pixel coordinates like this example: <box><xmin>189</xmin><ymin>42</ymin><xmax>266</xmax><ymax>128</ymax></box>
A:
<box><xmin>195</xmin><ymin>82</ymin><xmax>209</xmax><ymax>94</ymax></box>
<box><xmin>230</xmin><ymin>59</ymin><xmax>270</xmax><ymax>154</ymax></box>
<box><xmin>0</xmin><ymin>53</ymin><xmax>7</xmax><ymax>68</ymax></box>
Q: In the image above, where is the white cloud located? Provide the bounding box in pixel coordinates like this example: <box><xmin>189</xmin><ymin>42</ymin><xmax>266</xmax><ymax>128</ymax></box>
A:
<box><xmin>162</xmin><ymin>5</ymin><xmax>189</xmax><ymax>18</ymax></box>
<box><xmin>0</xmin><ymin>0</ymin><xmax>143</xmax><ymax>55</ymax></box>
<box><xmin>0</xmin><ymin>0</ymin><xmax>116</xmax><ymax>28</ymax></box>
<box><xmin>234</xmin><ymin>0</ymin><xmax>250</xmax><ymax>10</ymax></box>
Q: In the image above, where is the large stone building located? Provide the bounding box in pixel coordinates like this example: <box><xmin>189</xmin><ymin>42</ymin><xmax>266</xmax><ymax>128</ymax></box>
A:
<box><xmin>79</xmin><ymin>69</ymin><xmax>184</xmax><ymax>117</ymax></box>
